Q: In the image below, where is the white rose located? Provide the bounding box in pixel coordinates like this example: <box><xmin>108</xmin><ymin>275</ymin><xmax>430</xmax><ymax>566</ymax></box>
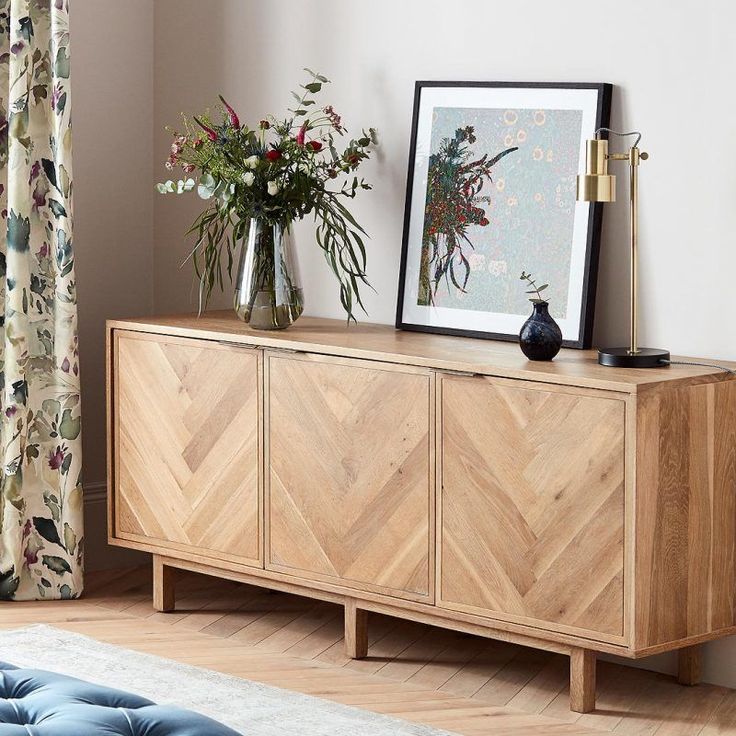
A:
<box><xmin>299</xmin><ymin>162</ymin><xmax>310</xmax><ymax>174</ymax></box>
<box><xmin>267</xmin><ymin>180</ymin><xmax>280</xmax><ymax>196</ymax></box>
<box><xmin>242</xmin><ymin>172</ymin><xmax>255</xmax><ymax>186</ymax></box>
<box><xmin>244</xmin><ymin>155</ymin><xmax>259</xmax><ymax>169</ymax></box>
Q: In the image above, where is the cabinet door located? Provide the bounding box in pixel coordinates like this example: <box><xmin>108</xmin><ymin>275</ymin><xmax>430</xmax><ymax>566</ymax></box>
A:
<box><xmin>114</xmin><ymin>331</ymin><xmax>262</xmax><ymax>567</ymax></box>
<box><xmin>267</xmin><ymin>352</ymin><xmax>433</xmax><ymax>601</ymax></box>
<box><xmin>439</xmin><ymin>375</ymin><xmax>626</xmax><ymax>641</ymax></box>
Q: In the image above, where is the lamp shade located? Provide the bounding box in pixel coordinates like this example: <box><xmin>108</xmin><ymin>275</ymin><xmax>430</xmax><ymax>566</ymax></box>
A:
<box><xmin>576</xmin><ymin>139</ymin><xmax>616</xmax><ymax>202</ymax></box>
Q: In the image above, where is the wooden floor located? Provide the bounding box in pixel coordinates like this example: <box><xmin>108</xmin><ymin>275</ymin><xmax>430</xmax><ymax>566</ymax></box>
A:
<box><xmin>2</xmin><ymin>566</ymin><xmax>735</xmax><ymax>736</ymax></box>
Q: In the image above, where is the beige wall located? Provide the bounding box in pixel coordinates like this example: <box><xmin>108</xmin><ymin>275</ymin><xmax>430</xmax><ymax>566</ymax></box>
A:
<box><xmin>73</xmin><ymin>0</ymin><xmax>736</xmax><ymax>684</ymax></box>
<box><xmin>73</xmin><ymin>0</ymin><xmax>154</xmax><ymax>569</ymax></box>
<box><xmin>151</xmin><ymin>0</ymin><xmax>736</xmax><ymax>362</ymax></box>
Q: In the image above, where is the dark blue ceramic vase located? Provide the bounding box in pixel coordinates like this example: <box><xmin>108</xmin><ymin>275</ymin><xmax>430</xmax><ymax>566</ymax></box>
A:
<box><xmin>519</xmin><ymin>301</ymin><xmax>563</xmax><ymax>361</ymax></box>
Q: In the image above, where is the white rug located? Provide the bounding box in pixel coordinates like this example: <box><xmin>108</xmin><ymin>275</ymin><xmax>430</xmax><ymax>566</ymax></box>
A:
<box><xmin>0</xmin><ymin>625</ymin><xmax>456</xmax><ymax>735</ymax></box>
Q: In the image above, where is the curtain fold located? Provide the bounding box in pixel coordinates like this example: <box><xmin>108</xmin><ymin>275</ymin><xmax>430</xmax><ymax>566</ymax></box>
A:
<box><xmin>0</xmin><ymin>0</ymin><xmax>82</xmax><ymax>601</ymax></box>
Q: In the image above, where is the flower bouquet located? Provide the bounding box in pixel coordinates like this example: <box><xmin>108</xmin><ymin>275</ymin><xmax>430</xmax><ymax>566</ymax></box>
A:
<box><xmin>157</xmin><ymin>70</ymin><xmax>377</xmax><ymax>329</ymax></box>
<box><xmin>419</xmin><ymin>126</ymin><xmax>517</xmax><ymax>305</ymax></box>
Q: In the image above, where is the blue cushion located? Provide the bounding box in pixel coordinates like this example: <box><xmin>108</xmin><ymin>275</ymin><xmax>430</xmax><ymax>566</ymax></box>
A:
<box><xmin>0</xmin><ymin>661</ymin><xmax>241</xmax><ymax>735</ymax></box>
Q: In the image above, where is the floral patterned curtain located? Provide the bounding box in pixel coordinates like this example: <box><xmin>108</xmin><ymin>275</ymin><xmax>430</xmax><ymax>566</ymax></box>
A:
<box><xmin>0</xmin><ymin>0</ymin><xmax>82</xmax><ymax>600</ymax></box>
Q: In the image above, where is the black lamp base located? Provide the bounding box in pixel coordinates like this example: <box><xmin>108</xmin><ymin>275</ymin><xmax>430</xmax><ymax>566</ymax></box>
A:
<box><xmin>598</xmin><ymin>347</ymin><xmax>670</xmax><ymax>368</ymax></box>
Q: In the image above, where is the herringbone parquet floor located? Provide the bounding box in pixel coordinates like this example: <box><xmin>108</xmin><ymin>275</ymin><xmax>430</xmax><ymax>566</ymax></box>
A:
<box><xmin>2</xmin><ymin>565</ymin><xmax>735</xmax><ymax>735</ymax></box>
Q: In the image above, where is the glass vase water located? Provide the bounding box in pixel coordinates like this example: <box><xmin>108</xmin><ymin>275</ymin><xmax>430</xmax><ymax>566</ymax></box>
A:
<box><xmin>233</xmin><ymin>218</ymin><xmax>304</xmax><ymax>330</ymax></box>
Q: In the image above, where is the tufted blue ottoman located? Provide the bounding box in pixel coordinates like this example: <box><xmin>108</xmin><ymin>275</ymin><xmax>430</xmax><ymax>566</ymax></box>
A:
<box><xmin>0</xmin><ymin>661</ymin><xmax>241</xmax><ymax>735</ymax></box>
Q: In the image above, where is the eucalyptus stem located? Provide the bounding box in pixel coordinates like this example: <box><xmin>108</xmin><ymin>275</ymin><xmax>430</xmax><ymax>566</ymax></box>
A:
<box><xmin>520</xmin><ymin>271</ymin><xmax>549</xmax><ymax>304</ymax></box>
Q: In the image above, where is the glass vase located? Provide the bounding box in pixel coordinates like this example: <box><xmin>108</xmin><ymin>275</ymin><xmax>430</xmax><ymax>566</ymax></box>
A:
<box><xmin>233</xmin><ymin>218</ymin><xmax>304</xmax><ymax>330</ymax></box>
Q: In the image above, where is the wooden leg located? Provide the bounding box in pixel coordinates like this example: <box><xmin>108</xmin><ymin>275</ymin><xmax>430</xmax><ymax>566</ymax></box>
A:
<box><xmin>153</xmin><ymin>556</ymin><xmax>176</xmax><ymax>612</ymax></box>
<box><xmin>570</xmin><ymin>648</ymin><xmax>596</xmax><ymax>713</ymax></box>
<box><xmin>344</xmin><ymin>598</ymin><xmax>368</xmax><ymax>659</ymax></box>
<box><xmin>677</xmin><ymin>645</ymin><xmax>702</xmax><ymax>686</ymax></box>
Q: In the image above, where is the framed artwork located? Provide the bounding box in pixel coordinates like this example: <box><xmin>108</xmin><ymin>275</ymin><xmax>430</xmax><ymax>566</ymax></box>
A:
<box><xmin>396</xmin><ymin>81</ymin><xmax>612</xmax><ymax>348</ymax></box>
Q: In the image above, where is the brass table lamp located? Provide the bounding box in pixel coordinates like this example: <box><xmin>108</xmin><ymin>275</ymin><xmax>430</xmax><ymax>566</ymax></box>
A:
<box><xmin>577</xmin><ymin>129</ymin><xmax>669</xmax><ymax>368</ymax></box>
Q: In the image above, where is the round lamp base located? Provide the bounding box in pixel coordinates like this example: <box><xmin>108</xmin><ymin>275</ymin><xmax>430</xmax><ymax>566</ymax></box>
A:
<box><xmin>598</xmin><ymin>347</ymin><xmax>670</xmax><ymax>369</ymax></box>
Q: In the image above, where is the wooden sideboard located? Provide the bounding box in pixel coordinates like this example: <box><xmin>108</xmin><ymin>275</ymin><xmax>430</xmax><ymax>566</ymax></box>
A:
<box><xmin>106</xmin><ymin>312</ymin><xmax>736</xmax><ymax>712</ymax></box>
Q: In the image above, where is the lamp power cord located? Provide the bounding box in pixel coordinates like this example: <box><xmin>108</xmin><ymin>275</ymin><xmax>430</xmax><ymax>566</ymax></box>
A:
<box><xmin>595</xmin><ymin>128</ymin><xmax>643</xmax><ymax>147</ymax></box>
<box><xmin>659</xmin><ymin>358</ymin><xmax>735</xmax><ymax>376</ymax></box>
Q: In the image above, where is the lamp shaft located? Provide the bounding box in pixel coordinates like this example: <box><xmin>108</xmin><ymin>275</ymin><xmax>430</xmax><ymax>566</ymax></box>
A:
<box><xmin>629</xmin><ymin>149</ymin><xmax>639</xmax><ymax>355</ymax></box>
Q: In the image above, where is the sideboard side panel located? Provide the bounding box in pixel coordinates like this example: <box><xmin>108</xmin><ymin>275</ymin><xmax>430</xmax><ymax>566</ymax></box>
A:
<box><xmin>635</xmin><ymin>379</ymin><xmax>736</xmax><ymax>649</ymax></box>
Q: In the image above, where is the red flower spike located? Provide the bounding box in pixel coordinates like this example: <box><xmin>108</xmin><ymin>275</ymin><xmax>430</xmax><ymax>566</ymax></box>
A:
<box><xmin>219</xmin><ymin>95</ymin><xmax>240</xmax><ymax>129</ymax></box>
<box><xmin>296</xmin><ymin>123</ymin><xmax>307</xmax><ymax>146</ymax></box>
<box><xmin>193</xmin><ymin>117</ymin><xmax>218</xmax><ymax>142</ymax></box>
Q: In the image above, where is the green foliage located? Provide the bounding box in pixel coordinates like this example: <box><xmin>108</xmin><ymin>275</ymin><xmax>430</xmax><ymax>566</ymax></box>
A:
<box><xmin>63</xmin><ymin>523</ymin><xmax>77</xmax><ymax>555</ymax></box>
<box><xmin>157</xmin><ymin>70</ymin><xmax>376</xmax><ymax>321</ymax></box>
<box><xmin>32</xmin><ymin>516</ymin><xmax>62</xmax><ymax>548</ymax></box>
<box><xmin>54</xmin><ymin>46</ymin><xmax>70</xmax><ymax>78</ymax></box>
<box><xmin>0</xmin><ymin>569</ymin><xmax>20</xmax><ymax>599</ymax></box>
<box><xmin>41</xmin><ymin>554</ymin><xmax>72</xmax><ymax>575</ymax></box>
<box><xmin>520</xmin><ymin>271</ymin><xmax>549</xmax><ymax>304</ymax></box>
<box><xmin>7</xmin><ymin>210</ymin><xmax>31</xmax><ymax>252</ymax></box>
<box><xmin>59</xmin><ymin>408</ymin><xmax>80</xmax><ymax>440</ymax></box>
<box><xmin>48</xmin><ymin>199</ymin><xmax>67</xmax><ymax>218</ymax></box>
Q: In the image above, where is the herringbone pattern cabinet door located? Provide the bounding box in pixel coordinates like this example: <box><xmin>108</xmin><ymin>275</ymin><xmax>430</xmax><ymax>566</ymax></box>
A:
<box><xmin>115</xmin><ymin>332</ymin><xmax>261</xmax><ymax>566</ymax></box>
<box><xmin>440</xmin><ymin>376</ymin><xmax>625</xmax><ymax>640</ymax></box>
<box><xmin>267</xmin><ymin>353</ymin><xmax>433</xmax><ymax>600</ymax></box>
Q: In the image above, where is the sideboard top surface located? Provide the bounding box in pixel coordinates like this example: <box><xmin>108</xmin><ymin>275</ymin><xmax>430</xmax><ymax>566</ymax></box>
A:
<box><xmin>107</xmin><ymin>312</ymin><xmax>735</xmax><ymax>393</ymax></box>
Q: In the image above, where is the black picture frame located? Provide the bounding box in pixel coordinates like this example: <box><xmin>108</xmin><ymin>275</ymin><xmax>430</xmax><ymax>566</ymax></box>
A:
<box><xmin>395</xmin><ymin>81</ymin><xmax>612</xmax><ymax>349</ymax></box>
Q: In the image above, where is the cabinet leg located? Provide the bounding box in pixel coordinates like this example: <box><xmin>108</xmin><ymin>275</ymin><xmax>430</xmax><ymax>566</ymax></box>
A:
<box><xmin>677</xmin><ymin>645</ymin><xmax>702</xmax><ymax>686</ymax></box>
<box><xmin>153</xmin><ymin>556</ymin><xmax>176</xmax><ymax>612</ymax></box>
<box><xmin>570</xmin><ymin>648</ymin><xmax>596</xmax><ymax>713</ymax></box>
<box><xmin>344</xmin><ymin>598</ymin><xmax>368</xmax><ymax>659</ymax></box>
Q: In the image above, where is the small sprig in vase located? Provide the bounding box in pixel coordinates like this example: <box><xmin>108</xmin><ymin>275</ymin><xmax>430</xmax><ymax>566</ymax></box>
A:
<box><xmin>518</xmin><ymin>271</ymin><xmax>563</xmax><ymax>361</ymax></box>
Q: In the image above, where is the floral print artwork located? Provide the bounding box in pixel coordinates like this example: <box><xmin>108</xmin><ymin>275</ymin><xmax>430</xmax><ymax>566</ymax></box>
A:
<box><xmin>419</xmin><ymin>106</ymin><xmax>583</xmax><ymax>319</ymax></box>
<box><xmin>0</xmin><ymin>0</ymin><xmax>83</xmax><ymax>600</ymax></box>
